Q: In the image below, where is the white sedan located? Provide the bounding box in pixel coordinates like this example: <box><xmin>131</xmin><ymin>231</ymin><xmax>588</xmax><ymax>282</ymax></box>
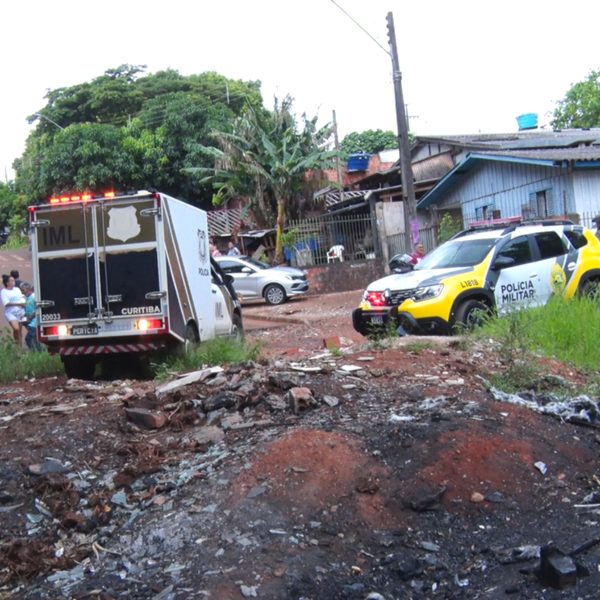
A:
<box><xmin>215</xmin><ymin>256</ymin><xmax>309</xmax><ymax>305</ymax></box>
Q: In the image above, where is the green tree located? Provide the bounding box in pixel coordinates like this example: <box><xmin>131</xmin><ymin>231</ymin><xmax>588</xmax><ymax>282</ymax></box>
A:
<box><xmin>29</xmin><ymin>64</ymin><xmax>147</xmax><ymax>133</ymax></box>
<box><xmin>0</xmin><ymin>182</ymin><xmax>18</xmax><ymax>229</ymax></box>
<box><xmin>552</xmin><ymin>69</ymin><xmax>600</xmax><ymax>129</ymax></box>
<box><xmin>191</xmin><ymin>96</ymin><xmax>337</xmax><ymax>262</ymax></box>
<box><xmin>18</xmin><ymin>124</ymin><xmax>137</xmax><ymax>197</ymax></box>
<box><xmin>340</xmin><ymin>129</ymin><xmax>400</xmax><ymax>156</ymax></box>
<box><xmin>16</xmin><ymin>67</ymin><xmax>264</xmax><ymax>207</ymax></box>
<box><xmin>0</xmin><ymin>182</ymin><xmax>28</xmax><ymax>247</ymax></box>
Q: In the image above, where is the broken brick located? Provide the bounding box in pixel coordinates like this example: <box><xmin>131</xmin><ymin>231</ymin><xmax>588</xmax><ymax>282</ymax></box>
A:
<box><xmin>124</xmin><ymin>407</ymin><xmax>166</xmax><ymax>430</ymax></box>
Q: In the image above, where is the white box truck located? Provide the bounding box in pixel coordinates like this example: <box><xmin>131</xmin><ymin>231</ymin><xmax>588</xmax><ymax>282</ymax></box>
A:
<box><xmin>29</xmin><ymin>190</ymin><xmax>243</xmax><ymax>379</ymax></box>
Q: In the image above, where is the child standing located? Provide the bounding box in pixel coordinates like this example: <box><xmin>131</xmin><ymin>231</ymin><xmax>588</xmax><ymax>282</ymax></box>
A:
<box><xmin>20</xmin><ymin>282</ymin><xmax>41</xmax><ymax>351</ymax></box>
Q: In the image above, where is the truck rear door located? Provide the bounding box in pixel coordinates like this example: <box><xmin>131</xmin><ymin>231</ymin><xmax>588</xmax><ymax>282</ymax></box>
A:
<box><xmin>33</xmin><ymin>194</ymin><xmax>163</xmax><ymax>339</ymax></box>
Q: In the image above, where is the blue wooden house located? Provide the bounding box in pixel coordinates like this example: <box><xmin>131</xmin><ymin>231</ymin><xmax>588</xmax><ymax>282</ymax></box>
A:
<box><xmin>414</xmin><ymin>129</ymin><xmax>600</xmax><ymax>228</ymax></box>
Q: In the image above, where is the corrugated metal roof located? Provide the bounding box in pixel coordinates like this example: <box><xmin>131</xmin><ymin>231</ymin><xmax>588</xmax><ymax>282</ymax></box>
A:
<box><xmin>416</xmin><ymin>128</ymin><xmax>600</xmax><ymax>151</ymax></box>
<box><xmin>477</xmin><ymin>147</ymin><xmax>600</xmax><ymax>161</ymax></box>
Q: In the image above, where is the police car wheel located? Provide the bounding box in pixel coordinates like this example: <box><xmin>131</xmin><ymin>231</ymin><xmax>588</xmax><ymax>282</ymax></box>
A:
<box><xmin>455</xmin><ymin>299</ymin><xmax>489</xmax><ymax>331</ymax></box>
<box><xmin>581</xmin><ymin>279</ymin><xmax>600</xmax><ymax>300</ymax></box>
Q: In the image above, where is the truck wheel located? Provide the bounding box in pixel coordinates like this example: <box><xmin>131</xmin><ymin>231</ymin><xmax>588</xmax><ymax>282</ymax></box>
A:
<box><xmin>454</xmin><ymin>299</ymin><xmax>489</xmax><ymax>331</ymax></box>
<box><xmin>264</xmin><ymin>284</ymin><xmax>286</xmax><ymax>305</ymax></box>
<box><xmin>62</xmin><ymin>356</ymin><xmax>97</xmax><ymax>380</ymax></box>
<box><xmin>232</xmin><ymin>313</ymin><xmax>244</xmax><ymax>342</ymax></box>
<box><xmin>184</xmin><ymin>322</ymin><xmax>199</xmax><ymax>354</ymax></box>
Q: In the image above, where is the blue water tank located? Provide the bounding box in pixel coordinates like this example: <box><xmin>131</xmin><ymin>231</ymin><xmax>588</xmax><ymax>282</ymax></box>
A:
<box><xmin>347</xmin><ymin>152</ymin><xmax>370</xmax><ymax>172</ymax></box>
<box><xmin>516</xmin><ymin>113</ymin><xmax>538</xmax><ymax>130</ymax></box>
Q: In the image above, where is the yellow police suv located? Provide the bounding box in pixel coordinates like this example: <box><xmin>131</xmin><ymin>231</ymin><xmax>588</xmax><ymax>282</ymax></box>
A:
<box><xmin>352</xmin><ymin>219</ymin><xmax>600</xmax><ymax>336</ymax></box>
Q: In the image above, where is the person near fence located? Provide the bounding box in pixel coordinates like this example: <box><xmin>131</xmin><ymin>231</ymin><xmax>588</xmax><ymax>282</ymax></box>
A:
<box><xmin>227</xmin><ymin>240</ymin><xmax>241</xmax><ymax>256</ymax></box>
<box><xmin>410</xmin><ymin>243</ymin><xmax>426</xmax><ymax>265</ymax></box>
<box><xmin>593</xmin><ymin>216</ymin><xmax>600</xmax><ymax>241</ymax></box>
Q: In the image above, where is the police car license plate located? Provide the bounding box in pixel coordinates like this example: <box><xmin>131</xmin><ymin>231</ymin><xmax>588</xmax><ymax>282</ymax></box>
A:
<box><xmin>369</xmin><ymin>315</ymin><xmax>384</xmax><ymax>325</ymax></box>
<box><xmin>72</xmin><ymin>324</ymin><xmax>98</xmax><ymax>336</ymax></box>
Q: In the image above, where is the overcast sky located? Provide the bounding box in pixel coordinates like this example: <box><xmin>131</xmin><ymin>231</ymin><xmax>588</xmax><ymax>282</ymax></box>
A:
<box><xmin>2</xmin><ymin>0</ymin><xmax>599</xmax><ymax>182</ymax></box>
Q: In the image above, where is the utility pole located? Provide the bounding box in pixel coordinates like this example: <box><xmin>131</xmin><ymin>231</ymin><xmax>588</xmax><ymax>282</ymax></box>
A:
<box><xmin>332</xmin><ymin>110</ymin><xmax>344</xmax><ymax>203</ymax></box>
<box><xmin>386</xmin><ymin>12</ymin><xmax>417</xmax><ymax>251</ymax></box>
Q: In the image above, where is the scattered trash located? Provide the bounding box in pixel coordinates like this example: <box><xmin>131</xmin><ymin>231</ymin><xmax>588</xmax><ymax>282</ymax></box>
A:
<box><xmin>389</xmin><ymin>414</ymin><xmax>414</xmax><ymax>423</ymax></box>
<box><xmin>490</xmin><ymin>388</ymin><xmax>600</xmax><ymax>427</ymax></box>
<box><xmin>1</xmin><ymin>338</ymin><xmax>599</xmax><ymax>598</ymax></box>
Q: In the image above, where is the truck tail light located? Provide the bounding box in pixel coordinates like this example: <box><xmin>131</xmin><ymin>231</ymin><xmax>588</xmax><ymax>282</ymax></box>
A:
<box><xmin>136</xmin><ymin>318</ymin><xmax>163</xmax><ymax>331</ymax></box>
<box><xmin>42</xmin><ymin>324</ymin><xmax>68</xmax><ymax>336</ymax></box>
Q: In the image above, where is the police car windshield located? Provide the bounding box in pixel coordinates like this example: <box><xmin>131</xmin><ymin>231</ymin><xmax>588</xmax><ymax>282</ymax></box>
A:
<box><xmin>415</xmin><ymin>238</ymin><xmax>497</xmax><ymax>270</ymax></box>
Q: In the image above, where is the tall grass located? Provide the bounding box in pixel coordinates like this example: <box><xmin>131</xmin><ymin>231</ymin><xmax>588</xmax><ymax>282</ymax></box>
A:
<box><xmin>0</xmin><ymin>330</ymin><xmax>263</xmax><ymax>383</ymax></box>
<box><xmin>0</xmin><ymin>334</ymin><xmax>63</xmax><ymax>382</ymax></box>
<box><xmin>473</xmin><ymin>295</ymin><xmax>600</xmax><ymax>384</ymax></box>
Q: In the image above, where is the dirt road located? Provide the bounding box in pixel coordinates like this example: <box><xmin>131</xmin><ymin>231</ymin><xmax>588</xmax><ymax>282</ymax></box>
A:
<box><xmin>242</xmin><ymin>289</ymin><xmax>365</xmax><ymax>353</ymax></box>
<box><xmin>0</xmin><ymin>248</ymin><xmax>32</xmax><ymax>284</ymax></box>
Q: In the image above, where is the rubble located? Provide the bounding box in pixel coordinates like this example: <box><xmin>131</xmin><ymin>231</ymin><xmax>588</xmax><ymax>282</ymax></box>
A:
<box><xmin>0</xmin><ymin>293</ymin><xmax>599</xmax><ymax>598</ymax></box>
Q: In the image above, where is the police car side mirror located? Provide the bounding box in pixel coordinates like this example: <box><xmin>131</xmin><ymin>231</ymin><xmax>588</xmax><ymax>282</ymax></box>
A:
<box><xmin>223</xmin><ymin>274</ymin><xmax>234</xmax><ymax>285</ymax></box>
<box><xmin>241</xmin><ymin>266</ymin><xmax>252</xmax><ymax>274</ymax></box>
<box><xmin>491</xmin><ymin>256</ymin><xmax>515</xmax><ymax>270</ymax></box>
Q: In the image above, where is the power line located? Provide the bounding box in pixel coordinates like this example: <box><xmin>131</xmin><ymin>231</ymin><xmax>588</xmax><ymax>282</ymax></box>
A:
<box><xmin>329</xmin><ymin>0</ymin><xmax>390</xmax><ymax>56</ymax></box>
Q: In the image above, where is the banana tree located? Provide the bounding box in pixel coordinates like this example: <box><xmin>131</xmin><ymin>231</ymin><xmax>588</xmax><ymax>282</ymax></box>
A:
<box><xmin>190</xmin><ymin>97</ymin><xmax>338</xmax><ymax>262</ymax></box>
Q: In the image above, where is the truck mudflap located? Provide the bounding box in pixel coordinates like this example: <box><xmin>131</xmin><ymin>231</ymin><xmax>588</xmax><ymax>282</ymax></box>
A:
<box><xmin>57</xmin><ymin>340</ymin><xmax>166</xmax><ymax>356</ymax></box>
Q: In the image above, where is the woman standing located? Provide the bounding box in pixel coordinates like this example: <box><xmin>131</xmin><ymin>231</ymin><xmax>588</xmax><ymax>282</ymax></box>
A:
<box><xmin>1</xmin><ymin>274</ymin><xmax>25</xmax><ymax>345</ymax></box>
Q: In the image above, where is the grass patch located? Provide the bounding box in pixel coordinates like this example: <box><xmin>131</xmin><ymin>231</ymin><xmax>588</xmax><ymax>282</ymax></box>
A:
<box><xmin>3</xmin><ymin>234</ymin><xmax>28</xmax><ymax>250</ymax></box>
<box><xmin>328</xmin><ymin>345</ymin><xmax>343</xmax><ymax>357</ymax></box>
<box><xmin>0</xmin><ymin>334</ymin><xmax>63</xmax><ymax>382</ymax></box>
<box><xmin>151</xmin><ymin>337</ymin><xmax>263</xmax><ymax>381</ymax></box>
<box><xmin>402</xmin><ymin>341</ymin><xmax>434</xmax><ymax>354</ymax></box>
<box><xmin>367</xmin><ymin>319</ymin><xmax>401</xmax><ymax>349</ymax></box>
<box><xmin>472</xmin><ymin>294</ymin><xmax>600</xmax><ymax>391</ymax></box>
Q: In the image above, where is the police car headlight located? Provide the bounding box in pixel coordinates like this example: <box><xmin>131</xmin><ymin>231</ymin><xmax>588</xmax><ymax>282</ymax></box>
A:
<box><xmin>412</xmin><ymin>284</ymin><xmax>443</xmax><ymax>301</ymax></box>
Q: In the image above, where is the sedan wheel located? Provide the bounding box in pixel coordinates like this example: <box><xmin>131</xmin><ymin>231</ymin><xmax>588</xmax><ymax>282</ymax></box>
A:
<box><xmin>264</xmin><ymin>283</ymin><xmax>286</xmax><ymax>305</ymax></box>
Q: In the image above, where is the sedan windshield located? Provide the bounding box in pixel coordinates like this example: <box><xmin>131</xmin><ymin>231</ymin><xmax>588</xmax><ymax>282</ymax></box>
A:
<box><xmin>415</xmin><ymin>238</ymin><xmax>498</xmax><ymax>270</ymax></box>
<box><xmin>242</xmin><ymin>257</ymin><xmax>271</xmax><ymax>270</ymax></box>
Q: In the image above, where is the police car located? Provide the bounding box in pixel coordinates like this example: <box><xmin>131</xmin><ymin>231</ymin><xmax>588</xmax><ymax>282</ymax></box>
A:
<box><xmin>352</xmin><ymin>219</ymin><xmax>600</xmax><ymax>336</ymax></box>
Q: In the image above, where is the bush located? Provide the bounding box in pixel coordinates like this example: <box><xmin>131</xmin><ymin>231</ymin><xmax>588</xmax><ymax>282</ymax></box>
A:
<box><xmin>472</xmin><ymin>294</ymin><xmax>600</xmax><ymax>391</ymax></box>
<box><xmin>0</xmin><ymin>334</ymin><xmax>63</xmax><ymax>382</ymax></box>
<box><xmin>437</xmin><ymin>213</ymin><xmax>462</xmax><ymax>244</ymax></box>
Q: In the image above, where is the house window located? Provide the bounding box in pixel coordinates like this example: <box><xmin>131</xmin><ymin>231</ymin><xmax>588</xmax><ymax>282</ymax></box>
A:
<box><xmin>527</xmin><ymin>189</ymin><xmax>554</xmax><ymax>218</ymax></box>
<box><xmin>475</xmin><ymin>204</ymin><xmax>495</xmax><ymax>220</ymax></box>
